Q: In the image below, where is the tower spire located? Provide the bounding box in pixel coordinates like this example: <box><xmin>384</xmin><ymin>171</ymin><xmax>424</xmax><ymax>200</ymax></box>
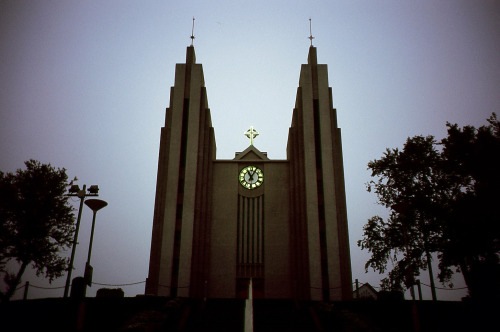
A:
<box><xmin>308</xmin><ymin>18</ymin><xmax>315</xmax><ymax>46</ymax></box>
<box><xmin>190</xmin><ymin>17</ymin><xmax>195</xmax><ymax>46</ymax></box>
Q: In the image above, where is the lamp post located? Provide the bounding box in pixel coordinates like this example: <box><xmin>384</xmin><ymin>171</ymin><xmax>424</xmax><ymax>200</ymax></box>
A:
<box><xmin>83</xmin><ymin>199</ymin><xmax>108</xmax><ymax>292</ymax></box>
<box><xmin>64</xmin><ymin>184</ymin><xmax>100</xmax><ymax>298</ymax></box>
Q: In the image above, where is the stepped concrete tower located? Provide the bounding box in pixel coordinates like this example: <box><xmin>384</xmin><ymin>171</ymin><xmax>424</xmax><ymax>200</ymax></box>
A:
<box><xmin>146</xmin><ymin>45</ymin><xmax>352</xmax><ymax>301</ymax></box>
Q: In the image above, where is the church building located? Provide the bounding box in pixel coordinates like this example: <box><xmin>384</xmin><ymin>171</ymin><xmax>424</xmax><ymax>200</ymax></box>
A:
<box><xmin>145</xmin><ymin>44</ymin><xmax>352</xmax><ymax>301</ymax></box>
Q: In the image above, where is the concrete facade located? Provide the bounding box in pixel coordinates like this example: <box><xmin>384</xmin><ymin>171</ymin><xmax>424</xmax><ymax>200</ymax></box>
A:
<box><xmin>146</xmin><ymin>46</ymin><xmax>352</xmax><ymax>301</ymax></box>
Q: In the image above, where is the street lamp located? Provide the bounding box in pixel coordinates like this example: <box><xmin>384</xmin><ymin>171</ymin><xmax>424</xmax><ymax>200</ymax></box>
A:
<box><xmin>83</xmin><ymin>199</ymin><xmax>108</xmax><ymax>292</ymax></box>
<box><xmin>64</xmin><ymin>184</ymin><xmax>99</xmax><ymax>298</ymax></box>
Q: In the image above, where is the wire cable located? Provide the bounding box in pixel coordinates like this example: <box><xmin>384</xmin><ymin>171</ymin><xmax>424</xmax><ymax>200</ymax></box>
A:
<box><xmin>92</xmin><ymin>280</ymin><xmax>146</xmax><ymax>287</ymax></box>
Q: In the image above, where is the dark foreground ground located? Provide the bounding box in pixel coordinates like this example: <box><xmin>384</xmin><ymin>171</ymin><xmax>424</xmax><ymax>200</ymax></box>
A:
<box><xmin>1</xmin><ymin>296</ymin><xmax>498</xmax><ymax>331</ymax></box>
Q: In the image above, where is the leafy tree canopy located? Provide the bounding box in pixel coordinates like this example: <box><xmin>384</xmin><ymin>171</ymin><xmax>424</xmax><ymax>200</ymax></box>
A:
<box><xmin>359</xmin><ymin>114</ymin><xmax>500</xmax><ymax>299</ymax></box>
<box><xmin>0</xmin><ymin>160</ymin><xmax>75</xmax><ymax>301</ymax></box>
<box><xmin>439</xmin><ymin>114</ymin><xmax>500</xmax><ymax>298</ymax></box>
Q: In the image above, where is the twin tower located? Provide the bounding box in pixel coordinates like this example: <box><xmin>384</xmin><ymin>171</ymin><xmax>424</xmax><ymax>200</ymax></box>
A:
<box><xmin>145</xmin><ymin>45</ymin><xmax>352</xmax><ymax>301</ymax></box>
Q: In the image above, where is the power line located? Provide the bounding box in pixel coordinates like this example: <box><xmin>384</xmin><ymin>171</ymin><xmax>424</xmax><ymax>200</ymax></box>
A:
<box><xmin>420</xmin><ymin>282</ymin><xmax>468</xmax><ymax>291</ymax></box>
<box><xmin>355</xmin><ymin>281</ymin><xmax>468</xmax><ymax>291</ymax></box>
<box><xmin>93</xmin><ymin>280</ymin><xmax>145</xmax><ymax>287</ymax></box>
<box><xmin>30</xmin><ymin>285</ymin><xmax>66</xmax><ymax>290</ymax></box>
<box><xmin>17</xmin><ymin>280</ymin><xmax>146</xmax><ymax>292</ymax></box>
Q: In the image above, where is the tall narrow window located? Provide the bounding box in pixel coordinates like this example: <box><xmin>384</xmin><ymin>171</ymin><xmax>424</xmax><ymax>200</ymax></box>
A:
<box><xmin>236</xmin><ymin>195</ymin><xmax>264</xmax><ymax>278</ymax></box>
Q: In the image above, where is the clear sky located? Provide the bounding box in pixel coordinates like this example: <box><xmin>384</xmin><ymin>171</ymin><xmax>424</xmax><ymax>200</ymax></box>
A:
<box><xmin>1</xmin><ymin>1</ymin><xmax>499</xmax><ymax>301</ymax></box>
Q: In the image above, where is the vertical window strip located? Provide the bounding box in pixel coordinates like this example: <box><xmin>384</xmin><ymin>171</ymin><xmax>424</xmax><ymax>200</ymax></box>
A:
<box><xmin>246</xmin><ymin>196</ymin><xmax>250</xmax><ymax>267</ymax></box>
<box><xmin>313</xmin><ymin>98</ymin><xmax>330</xmax><ymax>301</ymax></box>
<box><xmin>237</xmin><ymin>194</ymin><xmax>264</xmax><ymax>278</ymax></box>
<box><xmin>237</xmin><ymin>196</ymin><xmax>241</xmax><ymax>268</ymax></box>
<box><xmin>259</xmin><ymin>196</ymin><xmax>262</xmax><ymax>261</ymax></box>
<box><xmin>251</xmin><ymin>196</ymin><xmax>254</xmax><ymax>276</ymax></box>
<box><xmin>171</xmin><ymin>98</ymin><xmax>190</xmax><ymax>297</ymax></box>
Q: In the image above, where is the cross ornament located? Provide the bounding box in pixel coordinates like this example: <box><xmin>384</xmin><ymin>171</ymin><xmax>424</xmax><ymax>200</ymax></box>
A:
<box><xmin>244</xmin><ymin>126</ymin><xmax>259</xmax><ymax>145</ymax></box>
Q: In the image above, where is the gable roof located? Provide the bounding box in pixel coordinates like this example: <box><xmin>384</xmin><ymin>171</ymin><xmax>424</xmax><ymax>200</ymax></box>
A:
<box><xmin>234</xmin><ymin>145</ymin><xmax>270</xmax><ymax>161</ymax></box>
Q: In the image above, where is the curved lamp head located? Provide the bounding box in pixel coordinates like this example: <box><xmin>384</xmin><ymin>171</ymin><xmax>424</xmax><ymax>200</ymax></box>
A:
<box><xmin>85</xmin><ymin>199</ymin><xmax>108</xmax><ymax>212</ymax></box>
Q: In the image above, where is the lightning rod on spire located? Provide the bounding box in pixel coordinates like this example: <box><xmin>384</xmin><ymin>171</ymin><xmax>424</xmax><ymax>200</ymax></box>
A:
<box><xmin>308</xmin><ymin>18</ymin><xmax>315</xmax><ymax>46</ymax></box>
<box><xmin>190</xmin><ymin>17</ymin><xmax>195</xmax><ymax>46</ymax></box>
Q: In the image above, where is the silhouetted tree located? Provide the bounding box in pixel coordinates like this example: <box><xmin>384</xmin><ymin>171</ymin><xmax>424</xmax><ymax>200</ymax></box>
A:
<box><xmin>0</xmin><ymin>160</ymin><xmax>75</xmax><ymax>302</ymax></box>
<box><xmin>439</xmin><ymin>114</ymin><xmax>500</xmax><ymax>299</ymax></box>
<box><xmin>358</xmin><ymin>136</ymin><xmax>445</xmax><ymax>298</ymax></box>
<box><xmin>359</xmin><ymin>114</ymin><xmax>500</xmax><ymax>299</ymax></box>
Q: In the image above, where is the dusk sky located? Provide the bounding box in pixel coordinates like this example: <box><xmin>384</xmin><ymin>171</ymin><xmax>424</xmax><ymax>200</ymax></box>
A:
<box><xmin>1</xmin><ymin>1</ymin><xmax>499</xmax><ymax>301</ymax></box>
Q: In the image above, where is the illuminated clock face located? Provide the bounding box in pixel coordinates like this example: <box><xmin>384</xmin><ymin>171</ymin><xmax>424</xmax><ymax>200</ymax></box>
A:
<box><xmin>239</xmin><ymin>166</ymin><xmax>264</xmax><ymax>189</ymax></box>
